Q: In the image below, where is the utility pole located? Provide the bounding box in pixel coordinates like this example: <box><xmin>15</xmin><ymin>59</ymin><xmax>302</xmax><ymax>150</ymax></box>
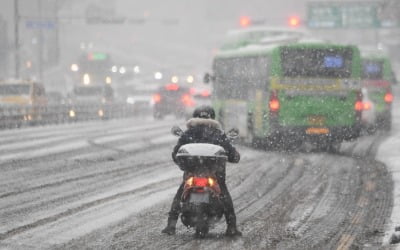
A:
<box><xmin>38</xmin><ymin>0</ymin><xmax>44</xmax><ymax>81</ymax></box>
<box><xmin>14</xmin><ymin>0</ymin><xmax>20</xmax><ymax>78</ymax></box>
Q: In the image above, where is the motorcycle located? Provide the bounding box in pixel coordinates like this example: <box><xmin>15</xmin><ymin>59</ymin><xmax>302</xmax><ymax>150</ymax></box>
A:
<box><xmin>171</xmin><ymin>126</ymin><xmax>238</xmax><ymax>238</ymax></box>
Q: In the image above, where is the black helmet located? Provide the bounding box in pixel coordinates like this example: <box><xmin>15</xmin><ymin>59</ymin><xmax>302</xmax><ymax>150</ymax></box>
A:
<box><xmin>192</xmin><ymin>105</ymin><xmax>215</xmax><ymax>119</ymax></box>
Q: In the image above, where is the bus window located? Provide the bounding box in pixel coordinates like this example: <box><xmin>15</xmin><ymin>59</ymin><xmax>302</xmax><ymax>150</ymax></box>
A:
<box><xmin>0</xmin><ymin>84</ymin><xmax>30</xmax><ymax>96</ymax></box>
<box><xmin>213</xmin><ymin>56</ymin><xmax>268</xmax><ymax>99</ymax></box>
<box><xmin>362</xmin><ymin>60</ymin><xmax>384</xmax><ymax>80</ymax></box>
<box><xmin>280</xmin><ymin>47</ymin><xmax>353</xmax><ymax>78</ymax></box>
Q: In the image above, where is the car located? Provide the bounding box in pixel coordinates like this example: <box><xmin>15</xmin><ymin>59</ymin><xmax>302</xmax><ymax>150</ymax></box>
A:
<box><xmin>126</xmin><ymin>92</ymin><xmax>154</xmax><ymax>115</ymax></box>
<box><xmin>0</xmin><ymin>79</ymin><xmax>47</xmax><ymax>125</ymax></box>
<box><xmin>68</xmin><ymin>84</ymin><xmax>114</xmax><ymax>120</ymax></box>
<box><xmin>152</xmin><ymin>83</ymin><xmax>193</xmax><ymax>119</ymax></box>
<box><xmin>361</xmin><ymin>54</ymin><xmax>394</xmax><ymax>131</ymax></box>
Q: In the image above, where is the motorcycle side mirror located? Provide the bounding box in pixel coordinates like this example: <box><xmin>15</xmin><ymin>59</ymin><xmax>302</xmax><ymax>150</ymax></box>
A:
<box><xmin>227</xmin><ymin>128</ymin><xmax>239</xmax><ymax>139</ymax></box>
<box><xmin>171</xmin><ymin>125</ymin><xmax>184</xmax><ymax>137</ymax></box>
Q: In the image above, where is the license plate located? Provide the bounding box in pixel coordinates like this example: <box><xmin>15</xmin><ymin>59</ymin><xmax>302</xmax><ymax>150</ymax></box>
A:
<box><xmin>306</xmin><ymin>127</ymin><xmax>330</xmax><ymax>135</ymax></box>
<box><xmin>308</xmin><ymin>115</ymin><xmax>326</xmax><ymax>126</ymax></box>
<box><xmin>189</xmin><ymin>192</ymin><xmax>209</xmax><ymax>203</ymax></box>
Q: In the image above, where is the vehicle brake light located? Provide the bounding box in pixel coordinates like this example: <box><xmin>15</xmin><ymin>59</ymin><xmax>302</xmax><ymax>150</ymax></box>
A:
<box><xmin>201</xmin><ymin>90</ymin><xmax>211</xmax><ymax>97</ymax></box>
<box><xmin>354</xmin><ymin>90</ymin><xmax>363</xmax><ymax>112</ymax></box>
<box><xmin>269</xmin><ymin>91</ymin><xmax>280</xmax><ymax>112</ymax></box>
<box><xmin>384</xmin><ymin>92</ymin><xmax>393</xmax><ymax>103</ymax></box>
<box><xmin>354</xmin><ymin>101</ymin><xmax>363</xmax><ymax>111</ymax></box>
<box><xmin>165</xmin><ymin>83</ymin><xmax>179</xmax><ymax>91</ymax></box>
<box><xmin>186</xmin><ymin>177</ymin><xmax>215</xmax><ymax>187</ymax></box>
<box><xmin>193</xmin><ymin>177</ymin><xmax>208</xmax><ymax>187</ymax></box>
<box><xmin>182</xmin><ymin>94</ymin><xmax>195</xmax><ymax>107</ymax></box>
<box><xmin>363</xmin><ymin>101</ymin><xmax>372</xmax><ymax>110</ymax></box>
<box><xmin>152</xmin><ymin>93</ymin><xmax>161</xmax><ymax>103</ymax></box>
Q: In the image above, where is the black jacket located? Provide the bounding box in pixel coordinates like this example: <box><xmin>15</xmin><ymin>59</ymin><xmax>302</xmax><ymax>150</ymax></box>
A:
<box><xmin>172</xmin><ymin>118</ymin><xmax>240</xmax><ymax>163</ymax></box>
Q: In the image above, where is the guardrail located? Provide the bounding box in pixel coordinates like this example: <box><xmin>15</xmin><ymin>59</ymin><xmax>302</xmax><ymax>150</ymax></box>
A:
<box><xmin>0</xmin><ymin>103</ymin><xmax>150</xmax><ymax>129</ymax></box>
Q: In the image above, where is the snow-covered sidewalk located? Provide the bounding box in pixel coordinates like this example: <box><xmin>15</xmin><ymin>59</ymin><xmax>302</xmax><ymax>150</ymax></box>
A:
<box><xmin>376</xmin><ymin>84</ymin><xmax>400</xmax><ymax>247</ymax></box>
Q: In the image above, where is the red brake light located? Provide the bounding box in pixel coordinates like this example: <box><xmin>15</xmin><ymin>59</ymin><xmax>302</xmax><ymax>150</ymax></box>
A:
<box><xmin>384</xmin><ymin>92</ymin><xmax>393</xmax><ymax>103</ymax></box>
<box><xmin>152</xmin><ymin>93</ymin><xmax>161</xmax><ymax>103</ymax></box>
<box><xmin>165</xmin><ymin>83</ymin><xmax>179</xmax><ymax>91</ymax></box>
<box><xmin>363</xmin><ymin>101</ymin><xmax>372</xmax><ymax>110</ymax></box>
<box><xmin>354</xmin><ymin>101</ymin><xmax>363</xmax><ymax>111</ymax></box>
<box><xmin>354</xmin><ymin>90</ymin><xmax>363</xmax><ymax>112</ymax></box>
<box><xmin>269</xmin><ymin>99</ymin><xmax>280</xmax><ymax>111</ymax></box>
<box><xmin>201</xmin><ymin>90</ymin><xmax>210</xmax><ymax>97</ymax></box>
<box><xmin>193</xmin><ymin>177</ymin><xmax>208</xmax><ymax>187</ymax></box>
<box><xmin>181</xmin><ymin>94</ymin><xmax>195</xmax><ymax>107</ymax></box>
<box><xmin>269</xmin><ymin>91</ymin><xmax>280</xmax><ymax>112</ymax></box>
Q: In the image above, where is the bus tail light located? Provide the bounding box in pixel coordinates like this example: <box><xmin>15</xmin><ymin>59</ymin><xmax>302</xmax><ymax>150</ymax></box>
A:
<box><xmin>363</xmin><ymin>101</ymin><xmax>372</xmax><ymax>110</ymax></box>
<box><xmin>384</xmin><ymin>92</ymin><xmax>393</xmax><ymax>103</ymax></box>
<box><xmin>354</xmin><ymin>91</ymin><xmax>363</xmax><ymax>112</ymax></box>
<box><xmin>354</xmin><ymin>101</ymin><xmax>363</xmax><ymax>111</ymax></box>
<box><xmin>269</xmin><ymin>91</ymin><xmax>280</xmax><ymax>112</ymax></box>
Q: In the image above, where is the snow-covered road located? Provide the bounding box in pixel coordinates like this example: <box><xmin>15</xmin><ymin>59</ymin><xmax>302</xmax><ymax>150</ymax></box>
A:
<box><xmin>0</xmin><ymin>112</ymin><xmax>394</xmax><ymax>249</ymax></box>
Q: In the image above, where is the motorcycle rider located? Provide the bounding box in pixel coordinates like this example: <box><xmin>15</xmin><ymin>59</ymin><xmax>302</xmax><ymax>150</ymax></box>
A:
<box><xmin>161</xmin><ymin>105</ymin><xmax>242</xmax><ymax>237</ymax></box>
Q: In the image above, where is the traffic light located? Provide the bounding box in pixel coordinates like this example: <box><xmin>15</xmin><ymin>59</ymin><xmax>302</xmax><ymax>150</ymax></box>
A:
<box><xmin>239</xmin><ymin>16</ymin><xmax>251</xmax><ymax>27</ymax></box>
<box><xmin>288</xmin><ymin>16</ymin><xmax>301</xmax><ymax>27</ymax></box>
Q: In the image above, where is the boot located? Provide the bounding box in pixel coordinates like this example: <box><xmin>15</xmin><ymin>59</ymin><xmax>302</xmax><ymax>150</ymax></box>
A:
<box><xmin>161</xmin><ymin>218</ymin><xmax>177</xmax><ymax>235</ymax></box>
<box><xmin>225</xmin><ymin>224</ymin><xmax>242</xmax><ymax>237</ymax></box>
<box><xmin>225</xmin><ymin>214</ymin><xmax>242</xmax><ymax>237</ymax></box>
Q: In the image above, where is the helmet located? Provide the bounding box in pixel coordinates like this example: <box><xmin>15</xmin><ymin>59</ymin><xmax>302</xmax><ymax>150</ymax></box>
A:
<box><xmin>192</xmin><ymin>105</ymin><xmax>215</xmax><ymax>119</ymax></box>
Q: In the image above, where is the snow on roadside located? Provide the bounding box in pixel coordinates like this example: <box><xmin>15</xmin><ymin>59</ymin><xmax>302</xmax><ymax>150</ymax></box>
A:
<box><xmin>376</xmin><ymin>84</ymin><xmax>400</xmax><ymax>247</ymax></box>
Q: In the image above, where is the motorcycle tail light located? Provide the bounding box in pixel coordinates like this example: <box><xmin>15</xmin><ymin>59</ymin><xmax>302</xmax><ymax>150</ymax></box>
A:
<box><xmin>193</xmin><ymin>177</ymin><xmax>208</xmax><ymax>187</ymax></box>
<box><xmin>186</xmin><ymin>177</ymin><xmax>216</xmax><ymax>187</ymax></box>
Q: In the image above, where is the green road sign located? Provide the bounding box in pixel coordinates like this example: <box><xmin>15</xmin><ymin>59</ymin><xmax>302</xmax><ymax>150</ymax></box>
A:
<box><xmin>307</xmin><ymin>2</ymin><xmax>381</xmax><ymax>28</ymax></box>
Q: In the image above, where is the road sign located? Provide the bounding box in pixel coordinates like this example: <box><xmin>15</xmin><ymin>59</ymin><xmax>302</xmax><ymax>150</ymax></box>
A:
<box><xmin>25</xmin><ymin>20</ymin><xmax>56</xmax><ymax>30</ymax></box>
<box><xmin>307</xmin><ymin>2</ymin><xmax>381</xmax><ymax>28</ymax></box>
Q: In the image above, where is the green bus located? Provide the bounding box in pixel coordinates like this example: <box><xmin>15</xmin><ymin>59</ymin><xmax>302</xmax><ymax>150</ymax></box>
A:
<box><xmin>207</xmin><ymin>42</ymin><xmax>363</xmax><ymax>151</ymax></box>
<box><xmin>360</xmin><ymin>52</ymin><xmax>396</xmax><ymax>130</ymax></box>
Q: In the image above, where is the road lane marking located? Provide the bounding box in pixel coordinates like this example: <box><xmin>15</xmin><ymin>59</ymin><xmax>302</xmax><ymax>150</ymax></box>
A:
<box><xmin>336</xmin><ymin>234</ymin><xmax>355</xmax><ymax>250</ymax></box>
<box><xmin>365</xmin><ymin>181</ymin><xmax>376</xmax><ymax>192</ymax></box>
<box><xmin>357</xmin><ymin>196</ymin><xmax>369</xmax><ymax>207</ymax></box>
